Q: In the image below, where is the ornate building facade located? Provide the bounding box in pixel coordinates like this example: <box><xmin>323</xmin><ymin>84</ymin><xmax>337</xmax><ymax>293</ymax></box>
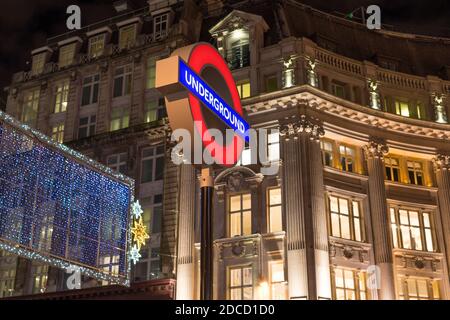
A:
<box><xmin>1</xmin><ymin>0</ymin><xmax>450</xmax><ymax>300</ymax></box>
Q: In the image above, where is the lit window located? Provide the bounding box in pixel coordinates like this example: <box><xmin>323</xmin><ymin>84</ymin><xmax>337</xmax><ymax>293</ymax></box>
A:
<box><xmin>384</xmin><ymin>156</ymin><xmax>400</xmax><ymax>182</ymax></box>
<box><xmin>154</xmin><ymin>13</ymin><xmax>169</xmax><ymax>40</ymax></box>
<box><xmin>78</xmin><ymin>115</ymin><xmax>96</xmax><ymax>139</ymax></box>
<box><xmin>99</xmin><ymin>254</ymin><xmax>120</xmax><ymax>285</ymax></box>
<box><xmin>265</xmin><ymin>75</ymin><xmax>278</xmax><ymax>92</ymax></box>
<box><xmin>395</xmin><ymin>100</ymin><xmax>410</xmax><ymax>117</ymax></box>
<box><xmin>51</xmin><ymin>124</ymin><xmax>64</xmax><ymax>143</ymax></box>
<box><xmin>21</xmin><ymin>89</ymin><xmax>40</xmax><ymax>125</ymax></box>
<box><xmin>331</xmin><ymin>82</ymin><xmax>345</xmax><ymax>98</ymax></box>
<box><xmin>37</xmin><ymin>213</ymin><xmax>54</xmax><ymax>252</ymax></box>
<box><xmin>119</xmin><ymin>24</ymin><xmax>136</xmax><ymax>49</ymax></box>
<box><xmin>320</xmin><ymin>140</ymin><xmax>334</xmax><ymax>166</ymax></box>
<box><xmin>268</xmin><ymin>188</ymin><xmax>282</xmax><ymax>233</ymax></box>
<box><xmin>81</xmin><ymin>74</ymin><xmax>100</xmax><ymax>106</ymax></box>
<box><xmin>110</xmin><ymin>107</ymin><xmax>130</xmax><ymax>131</ymax></box>
<box><xmin>31</xmin><ymin>53</ymin><xmax>45</xmax><ymax>75</ymax></box>
<box><xmin>267</xmin><ymin>132</ymin><xmax>280</xmax><ymax>162</ymax></box>
<box><xmin>144</xmin><ymin>98</ymin><xmax>166</xmax><ymax>123</ymax></box>
<box><xmin>228</xmin><ymin>266</ymin><xmax>253</xmax><ymax>300</ymax></box>
<box><xmin>236</xmin><ymin>80</ymin><xmax>251</xmax><ymax>98</ymax></box>
<box><xmin>227</xmin><ymin>39</ymin><xmax>250</xmax><ymax>70</ymax></box>
<box><xmin>407</xmin><ymin>161</ymin><xmax>424</xmax><ymax>185</ymax></box>
<box><xmin>54</xmin><ymin>80</ymin><xmax>70</xmax><ymax>113</ymax></box>
<box><xmin>107</xmin><ymin>153</ymin><xmax>127</xmax><ymax>174</ymax></box>
<box><xmin>0</xmin><ymin>258</ymin><xmax>16</xmax><ymax>298</ymax></box>
<box><xmin>329</xmin><ymin>195</ymin><xmax>363</xmax><ymax>241</ymax></box>
<box><xmin>397</xmin><ymin>277</ymin><xmax>440</xmax><ymax>300</ymax></box>
<box><xmin>31</xmin><ymin>263</ymin><xmax>48</xmax><ymax>294</ymax></box>
<box><xmin>141</xmin><ymin>145</ymin><xmax>165</xmax><ymax>183</ymax></box>
<box><xmin>113</xmin><ymin>65</ymin><xmax>132</xmax><ymax>97</ymax></box>
<box><xmin>269</xmin><ymin>261</ymin><xmax>286</xmax><ymax>299</ymax></box>
<box><xmin>332</xmin><ymin>267</ymin><xmax>367</xmax><ymax>300</ymax></box>
<box><xmin>88</xmin><ymin>34</ymin><xmax>105</xmax><ymax>58</ymax></box>
<box><xmin>58</xmin><ymin>43</ymin><xmax>76</xmax><ymax>68</ymax></box>
<box><xmin>135</xmin><ymin>195</ymin><xmax>163</xmax><ymax>281</ymax></box>
<box><xmin>229</xmin><ymin>193</ymin><xmax>252</xmax><ymax>237</ymax></box>
<box><xmin>146</xmin><ymin>57</ymin><xmax>157</xmax><ymax>89</ymax></box>
<box><xmin>236</xmin><ymin>146</ymin><xmax>252</xmax><ymax>166</ymax></box>
<box><xmin>390</xmin><ymin>207</ymin><xmax>435</xmax><ymax>252</ymax></box>
<box><xmin>339</xmin><ymin>145</ymin><xmax>355</xmax><ymax>172</ymax></box>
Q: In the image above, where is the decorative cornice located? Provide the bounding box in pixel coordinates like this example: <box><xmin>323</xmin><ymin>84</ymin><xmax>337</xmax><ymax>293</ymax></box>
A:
<box><xmin>363</xmin><ymin>138</ymin><xmax>389</xmax><ymax>159</ymax></box>
<box><xmin>279</xmin><ymin>114</ymin><xmax>324</xmax><ymax>141</ymax></box>
<box><xmin>432</xmin><ymin>154</ymin><xmax>450</xmax><ymax>171</ymax></box>
<box><xmin>243</xmin><ymin>87</ymin><xmax>450</xmax><ymax>143</ymax></box>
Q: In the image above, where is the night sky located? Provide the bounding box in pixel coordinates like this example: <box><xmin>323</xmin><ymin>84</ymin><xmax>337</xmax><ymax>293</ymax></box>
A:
<box><xmin>1</xmin><ymin>0</ymin><xmax>450</xmax><ymax>107</ymax></box>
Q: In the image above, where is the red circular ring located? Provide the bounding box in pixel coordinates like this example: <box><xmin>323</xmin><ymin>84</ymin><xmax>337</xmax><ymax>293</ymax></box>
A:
<box><xmin>187</xmin><ymin>43</ymin><xmax>245</xmax><ymax>166</ymax></box>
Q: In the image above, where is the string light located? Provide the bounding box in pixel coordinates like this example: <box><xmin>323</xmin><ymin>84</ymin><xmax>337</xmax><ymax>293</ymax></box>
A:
<box><xmin>0</xmin><ymin>110</ymin><xmax>135</xmax><ymax>286</ymax></box>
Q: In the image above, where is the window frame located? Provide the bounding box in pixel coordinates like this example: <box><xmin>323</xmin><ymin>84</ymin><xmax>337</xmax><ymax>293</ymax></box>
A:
<box><xmin>328</xmin><ymin>194</ymin><xmax>364</xmax><ymax>242</ymax></box>
<box><xmin>331</xmin><ymin>267</ymin><xmax>368</xmax><ymax>300</ymax></box>
<box><xmin>88</xmin><ymin>34</ymin><xmax>105</xmax><ymax>58</ymax></box>
<box><xmin>113</xmin><ymin>64</ymin><xmax>133</xmax><ymax>98</ymax></box>
<box><xmin>119</xmin><ymin>24</ymin><xmax>137</xmax><ymax>49</ymax></box>
<box><xmin>81</xmin><ymin>74</ymin><xmax>100</xmax><ymax>106</ymax></box>
<box><xmin>106</xmin><ymin>153</ymin><xmax>127</xmax><ymax>174</ymax></box>
<box><xmin>267</xmin><ymin>187</ymin><xmax>283</xmax><ymax>233</ymax></box>
<box><xmin>228</xmin><ymin>192</ymin><xmax>252</xmax><ymax>237</ymax></box>
<box><xmin>154</xmin><ymin>13</ymin><xmax>169</xmax><ymax>40</ymax></box>
<box><xmin>54</xmin><ymin>80</ymin><xmax>70</xmax><ymax>113</ymax></box>
<box><xmin>227</xmin><ymin>265</ymin><xmax>253</xmax><ymax>300</ymax></box>
<box><xmin>58</xmin><ymin>43</ymin><xmax>76</xmax><ymax>68</ymax></box>
<box><xmin>78</xmin><ymin>114</ymin><xmax>96</xmax><ymax>139</ymax></box>
<box><xmin>140</xmin><ymin>145</ymin><xmax>165</xmax><ymax>183</ymax></box>
<box><xmin>51</xmin><ymin>123</ymin><xmax>65</xmax><ymax>143</ymax></box>
<box><xmin>389</xmin><ymin>206</ymin><xmax>436</xmax><ymax>252</ymax></box>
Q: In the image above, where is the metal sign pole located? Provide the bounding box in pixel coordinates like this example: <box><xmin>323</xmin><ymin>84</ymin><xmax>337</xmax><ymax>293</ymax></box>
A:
<box><xmin>200</xmin><ymin>167</ymin><xmax>213</xmax><ymax>300</ymax></box>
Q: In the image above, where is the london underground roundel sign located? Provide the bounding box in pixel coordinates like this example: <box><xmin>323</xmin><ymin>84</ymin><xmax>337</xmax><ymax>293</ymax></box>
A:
<box><xmin>155</xmin><ymin>43</ymin><xmax>249</xmax><ymax>167</ymax></box>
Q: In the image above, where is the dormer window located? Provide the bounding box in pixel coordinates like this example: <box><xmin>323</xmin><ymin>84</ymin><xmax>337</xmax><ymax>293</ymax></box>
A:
<box><xmin>119</xmin><ymin>24</ymin><xmax>136</xmax><ymax>49</ymax></box>
<box><xmin>154</xmin><ymin>13</ymin><xmax>169</xmax><ymax>40</ymax></box>
<box><xmin>88</xmin><ymin>34</ymin><xmax>105</xmax><ymax>58</ymax></box>
<box><xmin>59</xmin><ymin>43</ymin><xmax>76</xmax><ymax>68</ymax></box>
<box><xmin>31</xmin><ymin>53</ymin><xmax>46</xmax><ymax>75</ymax></box>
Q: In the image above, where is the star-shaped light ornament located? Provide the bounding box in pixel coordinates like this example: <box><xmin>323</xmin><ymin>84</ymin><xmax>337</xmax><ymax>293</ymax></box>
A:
<box><xmin>131</xmin><ymin>217</ymin><xmax>150</xmax><ymax>250</ymax></box>
<box><xmin>131</xmin><ymin>200</ymin><xmax>143</xmax><ymax>220</ymax></box>
<box><xmin>129</xmin><ymin>245</ymin><xmax>141</xmax><ymax>265</ymax></box>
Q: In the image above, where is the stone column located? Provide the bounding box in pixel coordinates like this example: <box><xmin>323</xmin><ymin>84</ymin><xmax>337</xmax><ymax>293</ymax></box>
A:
<box><xmin>363</xmin><ymin>139</ymin><xmax>395</xmax><ymax>300</ymax></box>
<box><xmin>432</xmin><ymin>154</ymin><xmax>450</xmax><ymax>275</ymax></box>
<box><xmin>175</xmin><ymin>164</ymin><xmax>197</xmax><ymax>299</ymax></box>
<box><xmin>280</xmin><ymin>114</ymin><xmax>331</xmax><ymax>300</ymax></box>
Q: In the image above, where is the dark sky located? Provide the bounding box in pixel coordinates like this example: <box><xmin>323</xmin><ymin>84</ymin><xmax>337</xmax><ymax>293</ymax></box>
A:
<box><xmin>1</xmin><ymin>0</ymin><xmax>450</xmax><ymax>106</ymax></box>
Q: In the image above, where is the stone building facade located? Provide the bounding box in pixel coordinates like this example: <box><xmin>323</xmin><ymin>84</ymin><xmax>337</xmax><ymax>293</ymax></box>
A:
<box><xmin>1</xmin><ymin>0</ymin><xmax>450</xmax><ymax>300</ymax></box>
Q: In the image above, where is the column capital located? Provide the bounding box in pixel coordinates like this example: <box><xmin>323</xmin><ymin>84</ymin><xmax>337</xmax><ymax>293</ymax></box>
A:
<box><xmin>363</xmin><ymin>139</ymin><xmax>389</xmax><ymax>159</ymax></box>
<box><xmin>432</xmin><ymin>153</ymin><xmax>450</xmax><ymax>171</ymax></box>
<box><xmin>279</xmin><ymin>114</ymin><xmax>324</xmax><ymax>141</ymax></box>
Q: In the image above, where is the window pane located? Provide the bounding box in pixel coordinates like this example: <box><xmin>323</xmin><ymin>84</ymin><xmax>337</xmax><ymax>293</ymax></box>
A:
<box><xmin>242</xmin><ymin>194</ymin><xmax>251</xmax><ymax>210</ymax></box>
<box><xmin>230</xmin><ymin>288</ymin><xmax>241</xmax><ymax>300</ymax></box>
<box><xmin>243</xmin><ymin>211</ymin><xmax>251</xmax><ymax>235</ymax></box>
<box><xmin>243</xmin><ymin>267</ymin><xmax>252</xmax><ymax>285</ymax></box>
<box><xmin>269</xmin><ymin>188</ymin><xmax>281</xmax><ymax>205</ymax></box>
<box><xmin>141</xmin><ymin>159</ymin><xmax>153</xmax><ymax>183</ymax></box>
<box><xmin>340</xmin><ymin>215</ymin><xmax>350</xmax><ymax>239</ymax></box>
<box><xmin>230</xmin><ymin>268</ymin><xmax>241</xmax><ymax>287</ymax></box>
<box><xmin>354</xmin><ymin>218</ymin><xmax>361</xmax><ymax>241</ymax></box>
<box><xmin>230</xmin><ymin>196</ymin><xmax>241</xmax><ymax>212</ymax></box>
<box><xmin>339</xmin><ymin>198</ymin><xmax>349</xmax><ymax>214</ymax></box>
<box><xmin>230</xmin><ymin>213</ymin><xmax>240</xmax><ymax>237</ymax></box>
<box><xmin>330</xmin><ymin>196</ymin><xmax>339</xmax><ymax>213</ymax></box>
<box><xmin>331</xmin><ymin>213</ymin><xmax>340</xmax><ymax>237</ymax></box>
<box><xmin>269</xmin><ymin>206</ymin><xmax>282</xmax><ymax>232</ymax></box>
<box><xmin>425</xmin><ymin>229</ymin><xmax>434</xmax><ymax>252</ymax></box>
<box><xmin>155</xmin><ymin>157</ymin><xmax>165</xmax><ymax>180</ymax></box>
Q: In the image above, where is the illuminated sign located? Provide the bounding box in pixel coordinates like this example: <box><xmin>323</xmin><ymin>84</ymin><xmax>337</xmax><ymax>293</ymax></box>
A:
<box><xmin>178</xmin><ymin>59</ymin><xmax>250</xmax><ymax>142</ymax></box>
<box><xmin>156</xmin><ymin>43</ymin><xmax>248</xmax><ymax>166</ymax></box>
<box><xmin>0</xmin><ymin>111</ymin><xmax>134</xmax><ymax>286</ymax></box>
